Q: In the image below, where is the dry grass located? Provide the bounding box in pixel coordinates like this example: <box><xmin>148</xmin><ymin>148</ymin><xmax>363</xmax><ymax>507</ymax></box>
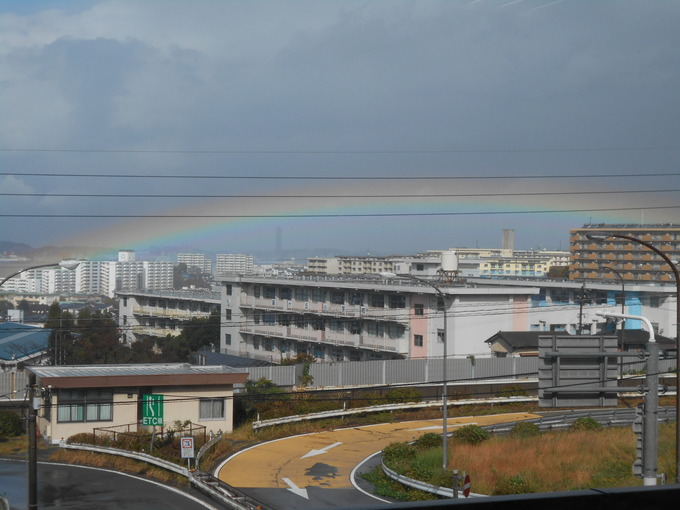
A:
<box><xmin>450</xmin><ymin>424</ymin><xmax>677</xmax><ymax>494</ymax></box>
<box><xmin>49</xmin><ymin>448</ymin><xmax>189</xmax><ymax>487</ymax></box>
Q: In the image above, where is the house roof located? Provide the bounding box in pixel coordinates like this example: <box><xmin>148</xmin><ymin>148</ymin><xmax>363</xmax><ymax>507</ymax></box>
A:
<box><xmin>27</xmin><ymin>363</ymin><xmax>249</xmax><ymax>388</ymax></box>
<box><xmin>0</xmin><ymin>321</ymin><xmax>50</xmax><ymax>361</ymax></box>
<box><xmin>195</xmin><ymin>349</ymin><xmax>273</xmax><ymax>368</ymax></box>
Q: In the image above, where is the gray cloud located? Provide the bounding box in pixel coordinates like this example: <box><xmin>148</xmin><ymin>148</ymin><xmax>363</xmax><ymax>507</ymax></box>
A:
<box><xmin>1</xmin><ymin>0</ymin><xmax>678</xmax><ymax>256</ymax></box>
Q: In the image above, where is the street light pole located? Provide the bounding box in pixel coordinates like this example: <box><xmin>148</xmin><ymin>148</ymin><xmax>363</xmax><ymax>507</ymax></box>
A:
<box><xmin>0</xmin><ymin>260</ymin><xmax>80</xmax><ymax>509</ymax></box>
<box><xmin>381</xmin><ymin>272</ymin><xmax>449</xmax><ymax>471</ymax></box>
<box><xmin>587</xmin><ymin>231</ymin><xmax>680</xmax><ymax>483</ymax></box>
<box><xmin>600</xmin><ymin>265</ymin><xmax>626</xmax><ymax>381</ymax></box>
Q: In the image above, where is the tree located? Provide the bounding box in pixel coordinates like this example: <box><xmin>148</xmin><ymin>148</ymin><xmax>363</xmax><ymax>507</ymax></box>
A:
<box><xmin>45</xmin><ymin>301</ymin><xmax>76</xmax><ymax>365</ymax></box>
<box><xmin>547</xmin><ymin>266</ymin><xmax>569</xmax><ymax>279</ymax></box>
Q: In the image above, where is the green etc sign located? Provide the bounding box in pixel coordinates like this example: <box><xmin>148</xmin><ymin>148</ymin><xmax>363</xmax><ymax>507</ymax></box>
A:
<box><xmin>142</xmin><ymin>394</ymin><xmax>164</xmax><ymax>426</ymax></box>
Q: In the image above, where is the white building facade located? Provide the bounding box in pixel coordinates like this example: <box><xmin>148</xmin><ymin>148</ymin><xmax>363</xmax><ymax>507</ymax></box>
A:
<box><xmin>217</xmin><ymin>274</ymin><xmax>677</xmax><ymax>363</ymax></box>
<box><xmin>216</xmin><ymin>254</ymin><xmax>254</xmax><ymax>276</ymax></box>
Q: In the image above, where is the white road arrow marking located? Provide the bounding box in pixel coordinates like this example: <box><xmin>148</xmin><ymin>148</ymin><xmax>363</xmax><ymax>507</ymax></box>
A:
<box><xmin>282</xmin><ymin>478</ymin><xmax>309</xmax><ymax>499</ymax></box>
<box><xmin>301</xmin><ymin>441</ymin><xmax>343</xmax><ymax>459</ymax></box>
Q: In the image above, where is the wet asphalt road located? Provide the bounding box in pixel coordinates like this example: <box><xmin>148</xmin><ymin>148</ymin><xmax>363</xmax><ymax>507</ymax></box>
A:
<box><xmin>0</xmin><ymin>459</ymin><xmax>218</xmax><ymax>510</ymax></box>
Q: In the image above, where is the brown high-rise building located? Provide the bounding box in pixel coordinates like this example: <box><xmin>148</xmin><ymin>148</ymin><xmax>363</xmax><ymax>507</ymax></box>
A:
<box><xmin>570</xmin><ymin>224</ymin><xmax>680</xmax><ymax>283</ymax></box>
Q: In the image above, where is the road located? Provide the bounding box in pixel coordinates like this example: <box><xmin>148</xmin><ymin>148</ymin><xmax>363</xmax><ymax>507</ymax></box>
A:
<box><xmin>0</xmin><ymin>459</ymin><xmax>219</xmax><ymax>510</ymax></box>
<box><xmin>216</xmin><ymin>412</ymin><xmax>539</xmax><ymax>509</ymax></box>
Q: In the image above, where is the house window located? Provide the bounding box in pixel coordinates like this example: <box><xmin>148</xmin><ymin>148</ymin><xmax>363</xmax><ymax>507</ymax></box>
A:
<box><xmin>199</xmin><ymin>398</ymin><xmax>225</xmax><ymax>420</ymax></box>
<box><xmin>414</xmin><ymin>334</ymin><xmax>423</xmax><ymax>347</ymax></box>
<box><xmin>414</xmin><ymin>304</ymin><xmax>424</xmax><ymax>316</ymax></box>
<box><xmin>57</xmin><ymin>390</ymin><xmax>113</xmax><ymax>423</ymax></box>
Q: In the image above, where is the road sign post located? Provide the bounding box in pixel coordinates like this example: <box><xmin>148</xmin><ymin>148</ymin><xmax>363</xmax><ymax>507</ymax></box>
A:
<box><xmin>462</xmin><ymin>474</ymin><xmax>471</xmax><ymax>498</ymax></box>
<box><xmin>142</xmin><ymin>394</ymin><xmax>164</xmax><ymax>426</ymax></box>
<box><xmin>181</xmin><ymin>437</ymin><xmax>195</xmax><ymax>471</ymax></box>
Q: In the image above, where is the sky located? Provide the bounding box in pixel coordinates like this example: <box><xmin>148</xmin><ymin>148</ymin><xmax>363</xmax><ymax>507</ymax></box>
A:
<box><xmin>1</xmin><ymin>0</ymin><xmax>679</xmax><ymax>262</ymax></box>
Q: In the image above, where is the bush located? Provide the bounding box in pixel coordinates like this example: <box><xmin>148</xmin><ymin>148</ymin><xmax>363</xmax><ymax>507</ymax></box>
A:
<box><xmin>414</xmin><ymin>432</ymin><xmax>441</xmax><ymax>450</ymax></box>
<box><xmin>570</xmin><ymin>417</ymin><xmax>602</xmax><ymax>431</ymax></box>
<box><xmin>385</xmin><ymin>388</ymin><xmax>422</xmax><ymax>404</ymax></box>
<box><xmin>0</xmin><ymin>410</ymin><xmax>22</xmax><ymax>437</ymax></box>
<box><xmin>509</xmin><ymin>422</ymin><xmax>540</xmax><ymax>439</ymax></box>
<box><xmin>68</xmin><ymin>432</ymin><xmax>95</xmax><ymax>445</ymax></box>
<box><xmin>495</xmin><ymin>473</ymin><xmax>537</xmax><ymax>495</ymax></box>
<box><xmin>452</xmin><ymin>425</ymin><xmax>490</xmax><ymax>445</ymax></box>
<box><xmin>383</xmin><ymin>442</ymin><xmax>417</xmax><ymax>464</ymax></box>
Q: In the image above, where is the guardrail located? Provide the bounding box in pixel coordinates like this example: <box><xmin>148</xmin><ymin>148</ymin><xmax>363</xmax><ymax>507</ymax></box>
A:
<box><xmin>252</xmin><ymin>396</ymin><xmax>536</xmax><ymax>430</ymax></box>
<box><xmin>381</xmin><ymin>461</ymin><xmax>485</xmax><ymax>499</ymax></box>
<box><xmin>59</xmin><ymin>442</ymin><xmax>268</xmax><ymax>510</ymax></box>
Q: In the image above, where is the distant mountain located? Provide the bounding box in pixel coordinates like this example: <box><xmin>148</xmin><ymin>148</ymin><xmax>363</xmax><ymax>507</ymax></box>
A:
<box><xmin>0</xmin><ymin>240</ymin><xmax>33</xmax><ymax>256</ymax></box>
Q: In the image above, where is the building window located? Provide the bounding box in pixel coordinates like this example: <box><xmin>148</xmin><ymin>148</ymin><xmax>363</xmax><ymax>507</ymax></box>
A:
<box><xmin>369</xmin><ymin>293</ymin><xmax>384</xmax><ymax>308</ymax></box>
<box><xmin>388</xmin><ymin>294</ymin><xmax>406</xmax><ymax>309</ymax></box>
<box><xmin>414</xmin><ymin>303</ymin><xmax>424</xmax><ymax>316</ymax></box>
<box><xmin>57</xmin><ymin>390</ymin><xmax>113</xmax><ymax>423</ymax></box>
<box><xmin>224</xmin><ymin>333</ymin><xmax>232</xmax><ymax>345</ymax></box>
<box><xmin>199</xmin><ymin>398</ymin><xmax>225</xmax><ymax>420</ymax></box>
<box><xmin>253</xmin><ymin>286</ymin><xmax>261</xmax><ymax>298</ymax></box>
<box><xmin>414</xmin><ymin>334</ymin><xmax>423</xmax><ymax>347</ymax></box>
<box><xmin>264</xmin><ymin>287</ymin><xmax>276</xmax><ymax>299</ymax></box>
<box><xmin>295</xmin><ymin>287</ymin><xmax>308</xmax><ymax>301</ymax></box>
<box><xmin>331</xmin><ymin>291</ymin><xmax>345</xmax><ymax>304</ymax></box>
<box><xmin>437</xmin><ymin>329</ymin><xmax>445</xmax><ymax>343</ymax></box>
<box><xmin>280</xmin><ymin>287</ymin><xmax>292</xmax><ymax>300</ymax></box>
<box><xmin>225</xmin><ymin>284</ymin><xmax>232</xmax><ymax>296</ymax></box>
<box><xmin>311</xmin><ymin>288</ymin><xmax>326</xmax><ymax>302</ymax></box>
<box><xmin>349</xmin><ymin>292</ymin><xmax>363</xmax><ymax>305</ymax></box>
<box><xmin>225</xmin><ymin>309</ymin><xmax>232</xmax><ymax>321</ymax></box>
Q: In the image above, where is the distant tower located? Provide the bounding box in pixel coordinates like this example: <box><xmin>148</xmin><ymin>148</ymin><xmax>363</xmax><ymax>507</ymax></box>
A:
<box><xmin>502</xmin><ymin>229</ymin><xmax>515</xmax><ymax>251</ymax></box>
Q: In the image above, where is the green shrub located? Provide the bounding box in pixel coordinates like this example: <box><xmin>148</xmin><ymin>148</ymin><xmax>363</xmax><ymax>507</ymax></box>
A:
<box><xmin>452</xmin><ymin>425</ymin><xmax>490</xmax><ymax>445</ymax></box>
<box><xmin>382</xmin><ymin>442</ymin><xmax>416</xmax><ymax>464</ymax></box>
<box><xmin>385</xmin><ymin>387</ymin><xmax>422</xmax><ymax>404</ymax></box>
<box><xmin>570</xmin><ymin>417</ymin><xmax>602</xmax><ymax>431</ymax></box>
<box><xmin>0</xmin><ymin>410</ymin><xmax>22</xmax><ymax>437</ymax></box>
<box><xmin>495</xmin><ymin>473</ymin><xmax>536</xmax><ymax>495</ymax></box>
<box><xmin>509</xmin><ymin>422</ymin><xmax>540</xmax><ymax>438</ymax></box>
<box><xmin>414</xmin><ymin>432</ymin><xmax>441</xmax><ymax>450</ymax></box>
<box><xmin>499</xmin><ymin>385</ymin><xmax>528</xmax><ymax>397</ymax></box>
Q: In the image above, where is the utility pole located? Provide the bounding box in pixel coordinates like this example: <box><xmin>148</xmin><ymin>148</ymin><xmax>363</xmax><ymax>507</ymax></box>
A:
<box><xmin>576</xmin><ymin>281</ymin><xmax>592</xmax><ymax>334</ymax></box>
<box><xmin>27</xmin><ymin>372</ymin><xmax>37</xmax><ymax>509</ymax></box>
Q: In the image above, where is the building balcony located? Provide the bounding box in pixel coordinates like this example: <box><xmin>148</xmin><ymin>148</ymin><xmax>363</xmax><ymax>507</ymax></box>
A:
<box><xmin>132</xmin><ymin>306</ymin><xmax>212</xmax><ymax>319</ymax></box>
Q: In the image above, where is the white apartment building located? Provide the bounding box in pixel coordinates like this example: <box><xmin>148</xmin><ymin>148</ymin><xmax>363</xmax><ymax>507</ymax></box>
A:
<box><xmin>117</xmin><ymin>289</ymin><xmax>221</xmax><ymax>344</ymax></box>
<box><xmin>217</xmin><ymin>274</ymin><xmax>677</xmax><ymax>363</ymax></box>
<box><xmin>178</xmin><ymin>253</ymin><xmax>212</xmax><ymax>274</ymax></box>
<box><xmin>216</xmin><ymin>254</ymin><xmax>254</xmax><ymax>276</ymax></box>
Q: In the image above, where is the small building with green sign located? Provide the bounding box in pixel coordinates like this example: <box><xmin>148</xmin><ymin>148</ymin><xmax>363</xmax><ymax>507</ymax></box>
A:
<box><xmin>27</xmin><ymin>364</ymin><xmax>248</xmax><ymax>444</ymax></box>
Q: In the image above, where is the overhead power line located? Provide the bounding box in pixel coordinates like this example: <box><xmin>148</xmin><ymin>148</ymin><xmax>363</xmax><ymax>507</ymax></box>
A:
<box><xmin>1</xmin><ymin>146</ymin><xmax>678</xmax><ymax>155</ymax></box>
<box><xmin>1</xmin><ymin>205</ymin><xmax>678</xmax><ymax>218</ymax></box>
<box><xmin>1</xmin><ymin>188</ymin><xmax>678</xmax><ymax>199</ymax></box>
<box><xmin>1</xmin><ymin>171</ymin><xmax>680</xmax><ymax>180</ymax></box>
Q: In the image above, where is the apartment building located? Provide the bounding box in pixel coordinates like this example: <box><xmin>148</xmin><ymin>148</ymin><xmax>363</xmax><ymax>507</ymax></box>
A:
<box><xmin>117</xmin><ymin>289</ymin><xmax>221</xmax><ymax>344</ymax></box>
<box><xmin>216</xmin><ymin>254</ymin><xmax>254</xmax><ymax>276</ymax></box>
<box><xmin>570</xmin><ymin>224</ymin><xmax>680</xmax><ymax>284</ymax></box>
<box><xmin>218</xmin><ymin>274</ymin><xmax>543</xmax><ymax>363</ymax></box>
<box><xmin>178</xmin><ymin>253</ymin><xmax>212</xmax><ymax>274</ymax></box>
<box><xmin>216</xmin><ymin>273</ymin><xmax>678</xmax><ymax>363</ymax></box>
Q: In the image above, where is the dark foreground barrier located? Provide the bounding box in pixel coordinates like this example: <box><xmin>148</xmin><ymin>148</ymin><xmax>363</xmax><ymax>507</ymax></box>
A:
<box><xmin>342</xmin><ymin>484</ymin><xmax>680</xmax><ymax>510</ymax></box>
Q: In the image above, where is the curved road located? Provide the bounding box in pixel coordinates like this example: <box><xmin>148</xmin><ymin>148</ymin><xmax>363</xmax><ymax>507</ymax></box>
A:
<box><xmin>216</xmin><ymin>412</ymin><xmax>539</xmax><ymax>509</ymax></box>
<box><xmin>0</xmin><ymin>459</ymin><xmax>219</xmax><ymax>510</ymax></box>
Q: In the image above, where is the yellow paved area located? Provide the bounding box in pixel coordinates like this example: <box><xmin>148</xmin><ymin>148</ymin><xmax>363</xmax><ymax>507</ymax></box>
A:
<box><xmin>218</xmin><ymin>412</ymin><xmax>538</xmax><ymax>490</ymax></box>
